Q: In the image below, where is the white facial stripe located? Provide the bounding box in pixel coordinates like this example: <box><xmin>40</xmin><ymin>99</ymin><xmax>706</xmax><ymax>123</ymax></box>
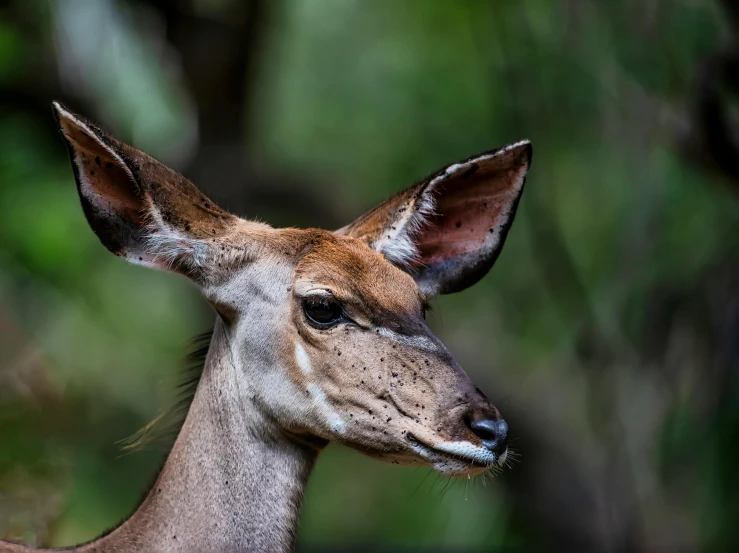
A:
<box><xmin>307</xmin><ymin>383</ymin><xmax>345</xmax><ymax>434</ymax></box>
<box><xmin>294</xmin><ymin>343</ymin><xmax>312</xmax><ymax>375</ymax></box>
<box><xmin>378</xmin><ymin>328</ymin><xmax>439</xmax><ymax>352</ymax></box>
<box><xmin>295</xmin><ymin>341</ymin><xmax>344</xmax><ymax>433</ymax></box>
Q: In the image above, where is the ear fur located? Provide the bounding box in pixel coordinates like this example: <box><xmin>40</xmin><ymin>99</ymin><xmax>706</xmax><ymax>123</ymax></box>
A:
<box><xmin>52</xmin><ymin>102</ymin><xmax>238</xmax><ymax>280</ymax></box>
<box><xmin>337</xmin><ymin>141</ymin><xmax>532</xmax><ymax>295</ymax></box>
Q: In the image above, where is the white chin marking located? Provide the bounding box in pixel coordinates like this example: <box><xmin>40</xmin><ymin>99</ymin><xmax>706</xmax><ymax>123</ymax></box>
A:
<box><xmin>410</xmin><ymin>443</ymin><xmax>469</xmax><ymax>475</ymax></box>
<box><xmin>410</xmin><ymin>439</ymin><xmax>496</xmax><ymax>475</ymax></box>
<box><xmin>434</xmin><ymin>441</ymin><xmax>497</xmax><ymax>466</ymax></box>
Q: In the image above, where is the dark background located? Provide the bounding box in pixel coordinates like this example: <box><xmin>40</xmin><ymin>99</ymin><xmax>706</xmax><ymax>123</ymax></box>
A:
<box><xmin>1</xmin><ymin>0</ymin><xmax>738</xmax><ymax>551</ymax></box>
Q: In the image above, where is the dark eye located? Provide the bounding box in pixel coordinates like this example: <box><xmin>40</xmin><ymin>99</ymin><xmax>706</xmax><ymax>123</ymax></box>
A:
<box><xmin>303</xmin><ymin>297</ymin><xmax>343</xmax><ymax>328</ymax></box>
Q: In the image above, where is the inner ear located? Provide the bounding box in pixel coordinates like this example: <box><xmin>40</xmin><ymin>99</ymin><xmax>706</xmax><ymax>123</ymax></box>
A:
<box><xmin>65</xmin><ymin>128</ymin><xmax>144</xmax><ymax>224</ymax></box>
<box><xmin>336</xmin><ymin>141</ymin><xmax>532</xmax><ymax>295</ymax></box>
<box><xmin>53</xmin><ymin>102</ymin><xmax>246</xmax><ymax>277</ymax></box>
<box><xmin>416</xmin><ymin>160</ymin><xmax>523</xmax><ymax>265</ymax></box>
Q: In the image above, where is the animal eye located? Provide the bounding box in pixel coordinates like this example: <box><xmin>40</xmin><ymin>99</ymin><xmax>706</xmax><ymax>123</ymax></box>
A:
<box><xmin>303</xmin><ymin>297</ymin><xmax>343</xmax><ymax>328</ymax></box>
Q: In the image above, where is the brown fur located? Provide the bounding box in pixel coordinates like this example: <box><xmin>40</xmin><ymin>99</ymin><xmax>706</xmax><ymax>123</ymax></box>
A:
<box><xmin>0</xmin><ymin>104</ymin><xmax>530</xmax><ymax>552</ymax></box>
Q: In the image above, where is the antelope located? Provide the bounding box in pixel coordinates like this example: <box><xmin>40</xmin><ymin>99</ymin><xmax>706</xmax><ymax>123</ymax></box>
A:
<box><xmin>1</xmin><ymin>102</ymin><xmax>532</xmax><ymax>553</ymax></box>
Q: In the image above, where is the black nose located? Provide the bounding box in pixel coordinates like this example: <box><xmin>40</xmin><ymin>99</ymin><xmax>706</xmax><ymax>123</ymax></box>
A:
<box><xmin>467</xmin><ymin>411</ymin><xmax>508</xmax><ymax>455</ymax></box>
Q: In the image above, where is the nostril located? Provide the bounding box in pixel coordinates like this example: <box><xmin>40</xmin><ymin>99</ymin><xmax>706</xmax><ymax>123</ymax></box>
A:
<box><xmin>466</xmin><ymin>412</ymin><xmax>508</xmax><ymax>454</ymax></box>
<box><xmin>469</xmin><ymin>418</ymin><xmax>499</xmax><ymax>442</ymax></box>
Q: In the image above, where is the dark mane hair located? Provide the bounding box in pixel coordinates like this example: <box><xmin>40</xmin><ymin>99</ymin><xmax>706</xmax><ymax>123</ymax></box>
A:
<box><xmin>121</xmin><ymin>330</ymin><xmax>213</xmax><ymax>451</ymax></box>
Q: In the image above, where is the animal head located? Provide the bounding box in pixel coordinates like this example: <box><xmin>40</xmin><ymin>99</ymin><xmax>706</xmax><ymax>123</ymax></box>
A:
<box><xmin>53</xmin><ymin>102</ymin><xmax>531</xmax><ymax>476</ymax></box>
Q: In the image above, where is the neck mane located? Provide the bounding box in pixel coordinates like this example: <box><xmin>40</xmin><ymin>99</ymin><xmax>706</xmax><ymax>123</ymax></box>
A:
<box><xmin>2</xmin><ymin>319</ymin><xmax>321</xmax><ymax>553</ymax></box>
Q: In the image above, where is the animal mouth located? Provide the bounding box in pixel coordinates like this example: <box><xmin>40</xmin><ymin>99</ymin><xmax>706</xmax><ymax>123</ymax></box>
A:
<box><xmin>406</xmin><ymin>433</ymin><xmax>505</xmax><ymax>475</ymax></box>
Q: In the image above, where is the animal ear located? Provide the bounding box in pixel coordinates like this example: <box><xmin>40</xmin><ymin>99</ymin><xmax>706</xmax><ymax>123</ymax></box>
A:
<box><xmin>53</xmin><ymin>102</ymin><xmax>237</xmax><ymax>281</ymax></box>
<box><xmin>337</xmin><ymin>141</ymin><xmax>532</xmax><ymax>295</ymax></box>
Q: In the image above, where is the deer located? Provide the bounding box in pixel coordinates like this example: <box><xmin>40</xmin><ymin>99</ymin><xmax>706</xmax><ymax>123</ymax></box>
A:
<box><xmin>1</xmin><ymin>102</ymin><xmax>532</xmax><ymax>553</ymax></box>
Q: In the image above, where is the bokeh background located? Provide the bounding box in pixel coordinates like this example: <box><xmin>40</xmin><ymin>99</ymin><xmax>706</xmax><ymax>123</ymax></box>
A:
<box><xmin>1</xmin><ymin>0</ymin><xmax>738</xmax><ymax>551</ymax></box>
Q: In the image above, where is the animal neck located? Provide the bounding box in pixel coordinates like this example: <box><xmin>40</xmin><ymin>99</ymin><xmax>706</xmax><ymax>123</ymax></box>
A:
<box><xmin>83</xmin><ymin>320</ymin><xmax>319</xmax><ymax>553</ymax></box>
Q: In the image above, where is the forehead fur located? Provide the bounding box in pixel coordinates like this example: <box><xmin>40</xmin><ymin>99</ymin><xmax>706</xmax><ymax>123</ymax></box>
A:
<box><xmin>293</xmin><ymin>230</ymin><xmax>423</xmax><ymax>314</ymax></box>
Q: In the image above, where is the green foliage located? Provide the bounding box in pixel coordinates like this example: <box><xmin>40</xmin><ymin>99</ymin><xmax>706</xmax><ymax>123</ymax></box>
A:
<box><xmin>1</xmin><ymin>0</ymin><xmax>737</xmax><ymax>550</ymax></box>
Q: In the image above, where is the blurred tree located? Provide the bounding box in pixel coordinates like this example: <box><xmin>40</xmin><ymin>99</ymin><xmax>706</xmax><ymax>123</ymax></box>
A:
<box><xmin>1</xmin><ymin>0</ymin><xmax>738</xmax><ymax>551</ymax></box>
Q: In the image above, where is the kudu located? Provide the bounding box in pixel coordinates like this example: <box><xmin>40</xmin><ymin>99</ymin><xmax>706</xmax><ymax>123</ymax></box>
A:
<box><xmin>1</xmin><ymin>103</ymin><xmax>532</xmax><ymax>552</ymax></box>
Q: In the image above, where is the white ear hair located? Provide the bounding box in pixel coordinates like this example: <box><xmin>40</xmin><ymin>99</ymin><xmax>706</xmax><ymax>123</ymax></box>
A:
<box><xmin>372</xmin><ymin>188</ymin><xmax>436</xmax><ymax>268</ymax></box>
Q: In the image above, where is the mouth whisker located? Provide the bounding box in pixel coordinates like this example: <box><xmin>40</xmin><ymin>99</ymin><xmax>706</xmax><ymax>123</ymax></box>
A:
<box><xmin>407</xmin><ymin>468</ymin><xmax>435</xmax><ymax>503</ymax></box>
<box><xmin>503</xmin><ymin>447</ymin><xmax>521</xmax><ymax>467</ymax></box>
<box><xmin>438</xmin><ymin>477</ymin><xmax>457</xmax><ymax>502</ymax></box>
<box><xmin>429</xmin><ymin>472</ymin><xmax>444</xmax><ymax>497</ymax></box>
